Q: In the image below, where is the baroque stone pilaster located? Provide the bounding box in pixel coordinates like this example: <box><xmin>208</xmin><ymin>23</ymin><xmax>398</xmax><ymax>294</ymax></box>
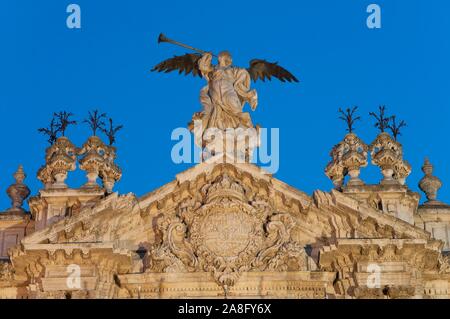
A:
<box><xmin>78</xmin><ymin>136</ymin><xmax>122</xmax><ymax>193</ymax></box>
<box><xmin>419</xmin><ymin>158</ymin><xmax>443</xmax><ymax>205</ymax></box>
<box><xmin>37</xmin><ymin>137</ymin><xmax>77</xmax><ymax>189</ymax></box>
<box><xmin>369</xmin><ymin>132</ymin><xmax>411</xmax><ymax>185</ymax></box>
<box><xmin>325</xmin><ymin>133</ymin><xmax>368</xmax><ymax>189</ymax></box>
<box><xmin>6</xmin><ymin>165</ymin><xmax>30</xmax><ymax>213</ymax></box>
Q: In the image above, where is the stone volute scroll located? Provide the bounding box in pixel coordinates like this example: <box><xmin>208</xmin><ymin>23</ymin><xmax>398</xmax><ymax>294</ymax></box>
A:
<box><xmin>419</xmin><ymin>158</ymin><xmax>444</xmax><ymax>205</ymax></box>
<box><xmin>6</xmin><ymin>165</ymin><xmax>30</xmax><ymax>213</ymax></box>
<box><xmin>325</xmin><ymin>107</ymin><xmax>368</xmax><ymax>189</ymax></box>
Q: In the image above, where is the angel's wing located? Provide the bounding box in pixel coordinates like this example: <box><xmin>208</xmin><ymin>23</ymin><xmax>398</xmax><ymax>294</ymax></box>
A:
<box><xmin>151</xmin><ymin>53</ymin><xmax>203</xmax><ymax>77</ymax></box>
<box><xmin>247</xmin><ymin>59</ymin><xmax>299</xmax><ymax>83</ymax></box>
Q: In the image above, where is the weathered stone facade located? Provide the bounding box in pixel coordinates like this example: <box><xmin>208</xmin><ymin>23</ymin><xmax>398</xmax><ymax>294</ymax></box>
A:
<box><xmin>1</xmin><ymin>133</ymin><xmax>450</xmax><ymax>299</ymax></box>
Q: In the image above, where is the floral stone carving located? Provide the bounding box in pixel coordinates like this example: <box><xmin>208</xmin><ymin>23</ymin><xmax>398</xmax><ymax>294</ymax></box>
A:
<box><xmin>325</xmin><ymin>133</ymin><xmax>368</xmax><ymax>188</ymax></box>
<box><xmin>37</xmin><ymin>136</ymin><xmax>77</xmax><ymax>189</ymax></box>
<box><xmin>147</xmin><ymin>173</ymin><xmax>311</xmax><ymax>291</ymax></box>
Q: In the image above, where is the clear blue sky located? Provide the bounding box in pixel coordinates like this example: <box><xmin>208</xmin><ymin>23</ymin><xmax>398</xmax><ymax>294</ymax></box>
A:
<box><xmin>1</xmin><ymin>0</ymin><xmax>450</xmax><ymax>210</ymax></box>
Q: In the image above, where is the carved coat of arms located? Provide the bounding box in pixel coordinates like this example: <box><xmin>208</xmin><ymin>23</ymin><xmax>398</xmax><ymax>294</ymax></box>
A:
<box><xmin>147</xmin><ymin>172</ymin><xmax>311</xmax><ymax>290</ymax></box>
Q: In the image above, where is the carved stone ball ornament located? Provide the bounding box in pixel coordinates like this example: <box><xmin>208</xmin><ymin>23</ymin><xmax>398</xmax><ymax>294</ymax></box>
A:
<box><xmin>148</xmin><ymin>172</ymin><xmax>311</xmax><ymax>291</ymax></box>
<box><xmin>37</xmin><ymin>136</ymin><xmax>77</xmax><ymax>189</ymax></box>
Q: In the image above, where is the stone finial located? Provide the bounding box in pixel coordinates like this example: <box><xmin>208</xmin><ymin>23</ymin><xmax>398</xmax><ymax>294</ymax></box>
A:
<box><xmin>37</xmin><ymin>136</ymin><xmax>77</xmax><ymax>189</ymax></box>
<box><xmin>78</xmin><ymin>136</ymin><xmax>122</xmax><ymax>193</ymax></box>
<box><xmin>6</xmin><ymin>165</ymin><xmax>30</xmax><ymax>212</ymax></box>
<box><xmin>419</xmin><ymin>158</ymin><xmax>443</xmax><ymax>204</ymax></box>
<box><xmin>325</xmin><ymin>133</ymin><xmax>368</xmax><ymax>189</ymax></box>
<box><xmin>369</xmin><ymin>132</ymin><xmax>411</xmax><ymax>185</ymax></box>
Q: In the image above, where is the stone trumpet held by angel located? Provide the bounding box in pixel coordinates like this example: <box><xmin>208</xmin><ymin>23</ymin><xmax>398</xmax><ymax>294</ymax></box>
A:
<box><xmin>151</xmin><ymin>33</ymin><xmax>299</xmax><ymax>134</ymax></box>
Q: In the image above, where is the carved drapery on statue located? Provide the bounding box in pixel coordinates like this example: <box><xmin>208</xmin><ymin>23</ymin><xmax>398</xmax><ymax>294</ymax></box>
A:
<box><xmin>147</xmin><ymin>173</ymin><xmax>312</xmax><ymax>291</ymax></box>
<box><xmin>194</xmin><ymin>53</ymin><xmax>258</xmax><ymax>133</ymax></box>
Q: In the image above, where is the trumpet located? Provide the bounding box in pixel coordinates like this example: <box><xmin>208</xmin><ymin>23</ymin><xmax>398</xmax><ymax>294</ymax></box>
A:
<box><xmin>157</xmin><ymin>33</ymin><xmax>217</xmax><ymax>57</ymax></box>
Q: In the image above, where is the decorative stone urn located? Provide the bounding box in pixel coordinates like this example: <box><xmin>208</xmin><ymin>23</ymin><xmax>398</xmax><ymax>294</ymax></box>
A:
<box><xmin>325</xmin><ymin>133</ymin><xmax>368</xmax><ymax>188</ymax></box>
<box><xmin>78</xmin><ymin>136</ymin><xmax>122</xmax><ymax>193</ymax></box>
<box><xmin>78</xmin><ymin>136</ymin><xmax>107</xmax><ymax>189</ymax></box>
<box><xmin>369</xmin><ymin>132</ymin><xmax>410</xmax><ymax>185</ymax></box>
<box><xmin>37</xmin><ymin>136</ymin><xmax>77</xmax><ymax>189</ymax></box>
<box><xmin>6</xmin><ymin>165</ymin><xmax>30</xmax><ymax>213</ymax></box>
<box><xmin>419</xmin><ymin>158</ymin><xmax>442</xmax><ymax>204</ymax></box>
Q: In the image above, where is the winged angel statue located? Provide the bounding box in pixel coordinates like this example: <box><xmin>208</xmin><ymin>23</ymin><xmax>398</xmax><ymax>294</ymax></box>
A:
<box><xmin>152</xmin><ymin>34</ymin><xmax>298</xmax><ymax>136</ymax></box>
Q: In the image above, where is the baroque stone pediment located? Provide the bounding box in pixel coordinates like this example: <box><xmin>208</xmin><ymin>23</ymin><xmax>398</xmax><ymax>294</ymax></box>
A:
<box><xmin>6</xmin><ymin>161</ymin><xmax>445</xmax><ymax>298</ymax></box>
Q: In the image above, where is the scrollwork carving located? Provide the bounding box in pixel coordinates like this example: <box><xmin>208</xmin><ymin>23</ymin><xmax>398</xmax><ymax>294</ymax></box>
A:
<box><xmin>146</xmin><ymin>172</ymin><xmax>313</xmax><ymax>290</ymax></box>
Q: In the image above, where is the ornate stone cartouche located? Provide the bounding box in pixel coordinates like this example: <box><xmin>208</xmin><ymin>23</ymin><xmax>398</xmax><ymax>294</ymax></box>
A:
<box><xmin>6</xmin><ymin>165</ymin><xmax>30</xmax><ymax>213</ymax></box>
<box><xmin>419</xmin><ymin>158</ymin><xmax>443</xmax><ymax>204</ymax></box>
<box><xmin>37</xmin><ymin>136</ymin><xmax>77</xmax><ymax>189</ymax></box>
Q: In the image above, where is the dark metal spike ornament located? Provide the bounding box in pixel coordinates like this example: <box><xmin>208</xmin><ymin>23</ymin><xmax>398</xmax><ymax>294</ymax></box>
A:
<box><xmin>388</xmin><ymin>115</ymin><xmax>407</xmax><ymax>141</ymax></box>
<box><xmin>84</xmin><ymin>110</ymin><xmax>107</xmax><ymax>136</ymax></box>
<box><xmin>54</xmin><ymin>111</ymin><xmax>77</xmax><ymax>137</ymax></box>
<box><xmin>102</xmin><ymin>118</ymin><xmax>124</xmax><ymax>145</ymax></box>
<box><xmin>38</xmin><ymin>117</ymin><xmax>60</xmax><ymax>145</ymax></box>
<box><xmin>369</xmin><ymin>105</ymin><xmax>391</xmax><ymax>133</ymax></box>
<box><xmin>338</xmin><ymin>106</ymin><xmax>361</xmax><ymax>133</ymax></box>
